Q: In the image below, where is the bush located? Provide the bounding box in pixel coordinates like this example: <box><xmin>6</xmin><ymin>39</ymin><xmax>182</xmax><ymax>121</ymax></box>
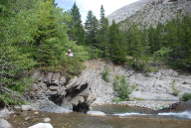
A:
<box><xmin>101</xmin><ymin>67</ymin><xmax>110</xmax><ymax>82</ymax></box>
<box><xmin>113</xmin><ymin>75</ymin><xmax>133</xmax><ymax>100</ymax></box>
<box><xmin>181</xmin><ymin>93</ymin><xmax>191</xmax><ymax>101</ymax></box>
<box><xmin>171</xmin><ymin>80</ymin><xmax>180</xmax><ymax>96</ymax></box>
<box><xmin>0</xmin><ymin>93</ymin><xmax>24</xmax><ymax>105</ymax></box>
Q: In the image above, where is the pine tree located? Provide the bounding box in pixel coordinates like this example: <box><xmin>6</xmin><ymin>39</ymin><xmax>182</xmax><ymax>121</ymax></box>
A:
<box><xmin>108</xmin><ymin>21</ymin><xmax>126</xmax><ymax>64</ymax></box>
<box><xmin>97</xmin><ymin>5</ymin><xmax>109</xmax><ymax>57</ymax></box>
<box><xmin>68</xmin><ymin>3</ymin><xmax>85</xmax><ymax>45</ymax></box>
<box><xmin>85</xmin><ymin>11</ymin><xmax>98</xmax><ymax>47</ymax></box>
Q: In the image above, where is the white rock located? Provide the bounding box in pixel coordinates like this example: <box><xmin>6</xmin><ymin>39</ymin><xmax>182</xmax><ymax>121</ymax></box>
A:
<box><xmin>87</xmin><ymin>111</ymin><xmax>106</xmax><ymax>116</ymax></box>
<box><xmin>28</xmin><ymin>123</ymin><xmax>53</xmax><ymax>128</ymax></box>
<box><xmin>21</xmin><ymin>105</ymin><xmax>33</xmax><ymax>111</ymax></box>
<box><xmin>43</xmin><ymin>117</ymin><xmax>51</xmax><ymax>122</ymax></box>
<box><xmin>34</xmin><ymin>111</ymin><xmax>39</xmax><ymax>115</ymax></box>
<box><xmin>0</xmin><ymin>119</ymin><xmax>12</xmax><ymax>128</ymax></box>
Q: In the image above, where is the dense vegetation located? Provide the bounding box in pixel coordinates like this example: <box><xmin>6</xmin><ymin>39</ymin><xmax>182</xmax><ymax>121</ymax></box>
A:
<box><xmin>0</xmin><ymin>0</ymin><xmax>191</xmax><ymax>104</ymax></box>
<box><xmin>0</xmin><ymin>0</ymin><xmax>89</xmax><ymax>104</ymax></box>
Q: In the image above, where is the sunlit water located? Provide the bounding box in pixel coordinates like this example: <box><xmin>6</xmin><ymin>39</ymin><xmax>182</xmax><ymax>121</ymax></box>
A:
<box><xmin>8</xmin><ymin>104</ymin><xmax>191</xmax><ymax>128</ymax></box>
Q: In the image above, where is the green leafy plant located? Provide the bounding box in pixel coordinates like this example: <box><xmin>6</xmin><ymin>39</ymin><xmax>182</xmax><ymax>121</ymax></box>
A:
<box><xmin>113</xmin><ymin>75</ymin><xmax>133</xmax><ymax>101</ymax></box>
<box><xmin>0</xmin><ymin>93</ymin><xmax>24</xmax><ymax>105</ymax></box>
<box><xmin>181</xmin><ymin>93</ymin><xmax>191</xmax><ymax>101</ymax></box>
<box><xmin>101</xmin><ymin>67</ymin><xmax>110</xmax><ymax>82</ymax></box>
<box><xmin>171</xmin><ymin>80</ymin><xmax>180</xmax><ymax>96</ymax></box>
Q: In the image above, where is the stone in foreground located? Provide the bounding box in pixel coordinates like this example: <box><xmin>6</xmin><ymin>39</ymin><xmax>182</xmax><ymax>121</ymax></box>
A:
<box><xmin>0</xmin><ymin>119</ymin><xmax>12</xmax><ymax>128</ymax></box>
<box><xmin>28</xmin><ymin>123</ymin><xmax>53</xmax><ymax>128</ymax></box>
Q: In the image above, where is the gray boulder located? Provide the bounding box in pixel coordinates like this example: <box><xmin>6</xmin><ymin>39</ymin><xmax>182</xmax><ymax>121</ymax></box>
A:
<box><xmin>0</xmin><ymin>119</ymin><xmax>12</xmax><ymax>128</ymax></box>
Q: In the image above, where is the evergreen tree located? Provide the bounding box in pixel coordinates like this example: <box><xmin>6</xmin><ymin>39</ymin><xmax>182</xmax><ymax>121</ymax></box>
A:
<box><xmin>85</xmin><ymin>11</ymin><xmax>98</xmax><ymax>47</ymax></box>
<box><xmin>68</xmin><ymin>3</ymin><xmax>85</xmax><ymax>44</ymax></box>
<box><xmin>97</xmin><ymin>5</ymin><xmax>109</xmax><ymax>57</ymax></box>
<box><xmin>108</xmin><ymin>21</ymin><xmax>126</xmax><ymax>64</ymax></box>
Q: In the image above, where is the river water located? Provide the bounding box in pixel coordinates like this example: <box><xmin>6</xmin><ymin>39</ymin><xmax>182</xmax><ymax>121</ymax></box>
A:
<box><xmin>8</xmin><ymin>104</ymin><xmax>191</xmax><ymax>128</ymax></box>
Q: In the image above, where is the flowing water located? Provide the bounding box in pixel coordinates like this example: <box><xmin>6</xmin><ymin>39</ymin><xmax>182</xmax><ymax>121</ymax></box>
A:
<box><xmin>8</xmin><ymin>104</ymin><xmax>191</xmax><ymax>128</ymax></box>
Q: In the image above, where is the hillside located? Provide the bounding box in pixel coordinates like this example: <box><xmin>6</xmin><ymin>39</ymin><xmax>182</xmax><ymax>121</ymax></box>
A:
<box><xmin>108</xmin><ymin>0</ymin><xmax>191</xmax><ymax>27</ymax></box>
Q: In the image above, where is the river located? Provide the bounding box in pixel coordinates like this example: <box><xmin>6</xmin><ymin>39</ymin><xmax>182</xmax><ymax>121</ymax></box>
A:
<box><xmin>8</xmin><ymin>104</ymin><xmax>191</xmax><ymax>128</ymax></box>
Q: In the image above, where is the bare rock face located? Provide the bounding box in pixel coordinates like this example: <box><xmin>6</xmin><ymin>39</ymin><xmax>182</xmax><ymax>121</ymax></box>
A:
<box><xmin>108</xmin><ymin>0</ymin><xmax>153</xmax><ymax>24</ymax></box>
<box><xmin>29</xmin><ymin>71</ymin><xmax>97</xmax><ymax>113</ymax></box>
<box><xmin>108</xmin><ymin>0</ymin><xmax>191</xmax><ymax>27</ymax></box>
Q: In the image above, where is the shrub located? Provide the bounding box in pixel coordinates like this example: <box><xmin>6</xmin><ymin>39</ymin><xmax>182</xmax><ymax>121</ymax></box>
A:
<box><xmin>113</xmin><ymin>75</ymin><xmax>133</xmax><ymax>100</ymax></box>
<box><xmin>0</xmin><ymin>93</ymin><xmax>24</xmax><ymax>105</ymax></box>
<box><xmin>101</xmin><ymin>67</ymin><xmax>110</xmax><ymax>82</ymax></box>
<box><xmin>181</xmin><ymin>93</ymin><xmax>191</xmax><ymax>101</ymax></box>
<box><xmin>171</xmin><ymin>80</ymin><xmax>180</xmax><ymax>96</ymax></box>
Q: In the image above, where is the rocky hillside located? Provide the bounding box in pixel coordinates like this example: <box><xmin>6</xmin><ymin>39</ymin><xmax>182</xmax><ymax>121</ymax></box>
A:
<box><xmin>108</xmin><ymin>0</ymin><xmax>191</xmax><ymax>27</ymax></box>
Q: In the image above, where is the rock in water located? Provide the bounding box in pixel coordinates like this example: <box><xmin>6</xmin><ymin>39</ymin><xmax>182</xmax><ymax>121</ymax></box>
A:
<box><xmin>87</xmin><ymin>111</ymin><xmax>106</xmax><ymax>116</ymax></box>
<box><xmin>0</xmin><ymin>119</ymin><xmax>12</xmax><ymax>128</ymax></box>
<box><xmin>21</xmin><ymin>105</ymin><xmax>33</xmax><ymax>111</ymax></box>
<box><xmin>43</xmin><ymin>117</ymin><xmax>51</xmax><ymax>122</ymax></box>
<box><xmin>28</xmin><ymin>123</ymin><xmax>53</xmax><ymax>128</ymax></box>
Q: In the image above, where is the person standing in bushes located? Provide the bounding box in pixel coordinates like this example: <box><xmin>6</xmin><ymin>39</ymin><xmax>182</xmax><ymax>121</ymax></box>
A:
<box><xmin>66</xmin><ymin>49</ymin><xmax>74</xmax><ymax>57</ymax></box>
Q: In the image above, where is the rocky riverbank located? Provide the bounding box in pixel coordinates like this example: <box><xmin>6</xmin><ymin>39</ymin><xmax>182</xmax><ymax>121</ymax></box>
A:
<box><xmin>20</xmin><ymin>60</ymin><xmax>191</xmax><ymax>113</ymax></box>
<box><xmin>1</xmin><ymin>60</ymin><xmax>191</xmax><ymax>128</ymax></box>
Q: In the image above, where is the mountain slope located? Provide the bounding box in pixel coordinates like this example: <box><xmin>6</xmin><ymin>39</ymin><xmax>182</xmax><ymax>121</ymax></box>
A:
<box><xmin>108</xmin><ymin>0</ymin><xmax>191</xmax><ymax>27</ymax></box>
<box><xmin>108</xmin><ymin>0</ymin><xmax>153</xmax><ymax>24</ymax></box>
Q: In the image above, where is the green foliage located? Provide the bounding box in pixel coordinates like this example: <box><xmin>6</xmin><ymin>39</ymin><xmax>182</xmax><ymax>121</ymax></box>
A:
<box><xmin>181</xmin><ymin>93</ymin><xmax>191</xmax><ymax>102</ymax></box>
<box><xmin>153</xmin><ymin>47</ymin><xmax>172</xmax><ymax>62</ymax></box>
<box><xmin>108</xmin><ymin>21</ymin><xmax>127</xmax><ymax>64</ymax></box>
<box><xmin>97</xmin><ymin>5</ymin><xmax>109</xmax><ymax>57</ymax></box>
<box><xmin>85</xmin><ymin>11</ymin><xmax>98</xmax><ymax>47</ymax></box>
<box><xmin>113</xmin><ymin>75</ymin><xmax>133</xmax><ymax>100</ymax></box>
<box><xmin>0</xmin><ymin>0</ymin><xmax>89</xmax><ymax>105</ymax></box>
<box><xmin>101</xmin><ymin>67</ymin><xmax>110</xmax><ymax>82</ymax></box>
<box><xmin>112</xmin><ymin>97</ymin><xmax>124</xmax><ymax>103</ymax></box>
<box><xmin>0</xmin><ymin>93</ymin><xmax>24</xmax><ymax>105</ymax></box>
<box><xmin>171</xmin><ymin>80</ymin><xmax>180</xmax><ymax>96</ymax></box>
<box><xmin>164</xmin><ymin>16</ymin><xmax>191</xmax><ymax>71</ymax></box>
<box><xmin>68</xmin><ymin>3</ymin><xmax>85</xmax><ymax>45</ymax></box>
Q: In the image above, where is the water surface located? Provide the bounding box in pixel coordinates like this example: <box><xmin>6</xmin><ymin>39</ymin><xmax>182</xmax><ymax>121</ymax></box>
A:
<box><xmin>8</xmin><ymin>105</ymin><xmax>191</xmax><ymax>128</ymax></box>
